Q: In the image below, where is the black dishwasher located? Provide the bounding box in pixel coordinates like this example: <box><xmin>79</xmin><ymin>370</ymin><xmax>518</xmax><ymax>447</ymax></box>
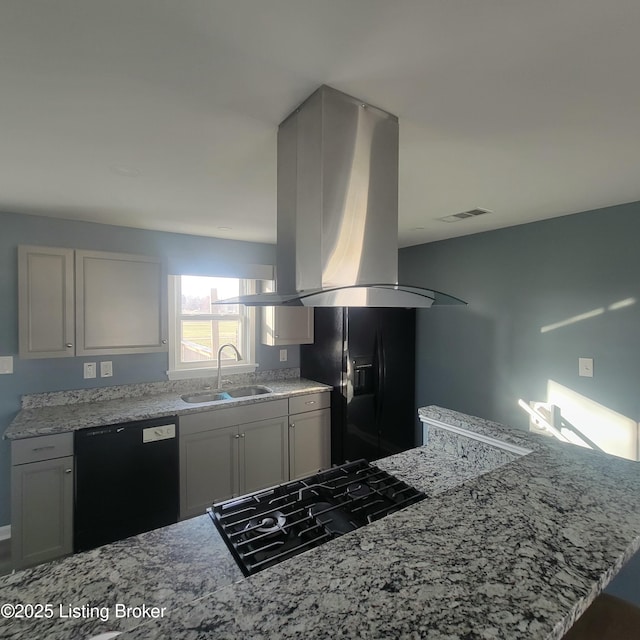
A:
<box><xmin>74</xmin><ymin>416</ymin><xmax>179</xmax><ymax>552</ymax></box>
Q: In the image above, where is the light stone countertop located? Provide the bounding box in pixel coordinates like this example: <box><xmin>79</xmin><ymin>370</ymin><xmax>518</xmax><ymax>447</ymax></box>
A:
<box><xmin>3</xmin><ymin>377</ymin><xmax>331</xmax><ymax>440</ymax></box>
<box><xmin>0</xmin><ymin>515</ymin><xmax>243</xmax><ymax>639</ymax></box>
<box><xmin>117</xmin><ymin>406</ymin><xmax>640</xmax><ymax>640</ymax></box>
<box><xmin>2</xmin><ymin>405</ymin><xmax>639</xmax><ymax>640</ymax></box>
<box><xmin>0</xmin><ymin>424</ymin><xmax>486</xmax><ymax>640</ymax></box>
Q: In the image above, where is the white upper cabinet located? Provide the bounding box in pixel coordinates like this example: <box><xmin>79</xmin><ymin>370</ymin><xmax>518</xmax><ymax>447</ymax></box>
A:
<box><xmin>18</xmin><ymin>246</ymin><xmax>75</xmax><ymax>359</ymax></box>
<box><xmin>260</xmin><ymin>279</ymin><xmax>314</xmax><ymax>346</ymax></box>
<box><xmin>18</xmin><ymin>246</ymin><xmax>167</xmax><ymax>358</ymax></box>
<box><xmin>261</xmin><ymin>305</ymin><xmax>314</xmax><ymax>346</ymax></box>
<box><xmin>75</xmin><ymin>250</ymin><xmax>167</xmax><ymax>356</ymax></box>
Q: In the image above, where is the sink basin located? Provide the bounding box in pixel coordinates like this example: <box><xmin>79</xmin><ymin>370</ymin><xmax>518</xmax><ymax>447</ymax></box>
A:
<box><xmin>181</xmin><ymin>391</ymin><xmax>230</xmax><ymax>404</ymax></box>
<box><xmin>225</xmin><ymin>385</ymin><xmax>273</xmax><ymax>398</ymax></box>
<box><xmin>180</xmin><ymin>385</ymin><xmax>273</xmax><ymax>403</ymax></box>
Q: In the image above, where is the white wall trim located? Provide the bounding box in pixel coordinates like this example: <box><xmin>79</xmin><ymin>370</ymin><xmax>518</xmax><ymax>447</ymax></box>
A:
<box><xmin>0</xmin><ymin>525</ymin><xmax>11</xmax><ymax>541</ymax></box>
<box><xmin>421</xmin><ymin>416</ymin><xmax>533</xmax><ymax>456</ymax></box>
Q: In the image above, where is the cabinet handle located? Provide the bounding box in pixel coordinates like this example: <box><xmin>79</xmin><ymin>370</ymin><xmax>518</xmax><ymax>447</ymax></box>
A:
<box><xmin>64</xmin><ymin>469</ymin><xmax>72</xmax><ymax>474</ymax></box>
<box><xmin>162</xmin><ymin>339</ymin><xmax>168</xmax><ymax>344</ymax></box>
<box><xmin>65</xmin><ymin>343</ymin><xmax>73</xmax><ymax>348</ymax></box>
<box><xmin>240</xmin><ymin>433</ymin><xmax>245</xmax><ymax>438</ymax></box>
<box><xmin>304</xmin><ymin>400</ymin><xmax>316</xmax><ymax>405</ymax></box>
<box><xmin>32</xmin><ymin>445</ymin><xmax>55</xmax><ymax>452</ymax></box>
<box><xmin>290</xmin><ymin>423</ymin><xmax>295</xmax><ymax>429</ymax></box>
<box><xmin>234</xmin><ymin>434</ymin><xmax>240</xmax><ymax>439</ymax></box>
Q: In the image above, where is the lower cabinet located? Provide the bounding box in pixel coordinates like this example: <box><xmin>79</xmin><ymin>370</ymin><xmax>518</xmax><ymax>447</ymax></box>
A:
<box><xmin>179</xmin><ymin>399</ymin><xmax>290</xmax><ymax>520</ymax></box>
<box><xmin>242</xmin><ymin>417</ymin><xmax>290</xmax><ymax>494</ymax></box>
<box><xmin>11</xmin><ymin>433</ymin><xmax>74</xmax><ymax>569</ymax></box>
<box><xmin>289</xmin><ymin>408</ymin><xmax>331</xmax><ymax>480</ymax></box>
<box><xmin>178</xmin><ymin>424</ymin><xmax>239</xmax><ymax>520</ymax></box>
<box><xmin>179</xmin><ymin>392</ymin><xmax>331</xmax><ymax>519</ymax></box>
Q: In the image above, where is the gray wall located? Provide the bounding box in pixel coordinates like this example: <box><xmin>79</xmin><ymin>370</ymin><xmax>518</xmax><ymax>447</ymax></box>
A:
<box><xmin>400</xmin><ymin>202</ymin><xmax>640</xmax><ymax>429</ymax></box>
<box><xmin>399</xmin><ymin>200</ymin><xmax>640</xmax><ymax>605</ymax></box>
<box><xmin>0</xmin><ymin>211</ymin><xmax>295</xmax><ymax>526</ymax></box>
<box><xmin>606</xmin><ymin>552</ymin><xmax>640</xmax><ymax>605</ymax></box>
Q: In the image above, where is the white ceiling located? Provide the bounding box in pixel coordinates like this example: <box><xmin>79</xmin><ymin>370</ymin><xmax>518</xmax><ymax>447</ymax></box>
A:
<box><xmin>2</xmin><ymin>1</ymin><xmax>640</xmax><ymax>247</ymax></box>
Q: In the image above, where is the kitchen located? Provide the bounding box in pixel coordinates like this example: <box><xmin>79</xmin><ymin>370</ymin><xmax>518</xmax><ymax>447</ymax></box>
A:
<box><xmin>2</xmin><ymin>1</ymin><xmax>640</xmax><ymax>638</ymax></box>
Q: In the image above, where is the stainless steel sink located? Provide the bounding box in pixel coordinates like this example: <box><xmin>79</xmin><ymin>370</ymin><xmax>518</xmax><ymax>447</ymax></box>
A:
<box><xmin>180</xmin><ymin>391</ymin><xmax>230</xmax><ymax>404</ymax></box>
<box><xmin>180</xmin><ymin>385</ymin><xmax>273</xmax><ymax>403</ymax></box>
<box><xmin>225</xmin><ymin>385</ymin><xmax>273</xmax><ymax>398</ymax></box>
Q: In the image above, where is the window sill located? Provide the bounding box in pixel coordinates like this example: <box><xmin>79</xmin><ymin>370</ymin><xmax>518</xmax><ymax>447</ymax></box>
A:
<box><xmin>166</xmin><ymin>363</ymin><xmax>258</xmax><ymax>381</ymax></box>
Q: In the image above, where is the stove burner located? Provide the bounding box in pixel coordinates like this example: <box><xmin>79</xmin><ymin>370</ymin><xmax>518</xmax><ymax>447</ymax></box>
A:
<box><xmin>346</xmin><ymin>482</ymin><xmax>373</xmax><ymax>498</ymax></box>
<box><xmin>309</xmin><ymin>502</ymin><xmax>357</xmax><ymax>535</ymax></box>
<box><xmin>245</xmin><ymin>510</ymin><xmax>286</xmax><ymax>535</ymax></box>
<box><xmin>210</xmin><ymin>459</ymin><xmax>426</xmax><ymax>576</ymax></box>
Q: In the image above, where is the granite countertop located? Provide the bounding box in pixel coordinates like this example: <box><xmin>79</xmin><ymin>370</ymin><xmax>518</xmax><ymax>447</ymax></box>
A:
<box><xmin>0</xmin><ymin>515</ymin><xmax>243</xmax><ymax>639</ymax></box>
<box><xmin>4</xmin><ymin>377</ymin><xmax>331</xmax><ymax>440</ymax></box>
<box><xmin>2</xmin><ymin>406</ymin><xmax>639</xmax><ymax>640</ymax></box>
<box><xmin>0</xmin><ymin>425</ymin><xmax>499</xmax><ymax>640</ymax></box>
<box><xmin>120</xmin><ymin>407</ymin><xmax>640</xmax><ymax>640</ymax></box>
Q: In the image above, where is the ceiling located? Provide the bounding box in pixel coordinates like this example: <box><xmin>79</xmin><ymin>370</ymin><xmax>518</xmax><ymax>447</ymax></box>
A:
<box><xmin>2</xmin><ymin>1</ymin><xmax>640</xmax><ymax>248</ymax></box>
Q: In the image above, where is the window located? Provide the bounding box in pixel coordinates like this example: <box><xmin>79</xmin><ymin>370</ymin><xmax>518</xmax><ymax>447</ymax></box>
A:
<box><xmin>168</xmin><ymin>275</ymin><xmax>257</xmax><ymax>379</ymax></box>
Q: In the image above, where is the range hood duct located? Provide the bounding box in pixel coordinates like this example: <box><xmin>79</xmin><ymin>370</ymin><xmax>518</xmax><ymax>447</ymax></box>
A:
<box><xmin>220</xmin><ymin>85</ymin><xmax>465</xmax><ymax>308</ymax></box>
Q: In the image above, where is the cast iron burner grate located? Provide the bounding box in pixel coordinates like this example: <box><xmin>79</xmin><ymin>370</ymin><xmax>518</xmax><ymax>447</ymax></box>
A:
<box><xmin>208</xmin><ymin>459</ymin><xmax>426</xmax><ymax>576</ymax></box>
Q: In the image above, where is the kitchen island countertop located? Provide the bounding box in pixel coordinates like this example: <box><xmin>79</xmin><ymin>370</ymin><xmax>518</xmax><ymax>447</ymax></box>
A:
<box><xmin>0</xmin><ymin>514</ymin><xmax>244</xmax><ymax>639</ymax></box>
<box><xmin>0</xmin><ymin>415</ymin><xmax>498</xmax><ymax>640</ymax></box>
<box><xmin>120</xmin><ymin>406</ymin><xmax>640</xmax><ymax>640</ymax></box>
<box><xmin>2</xmin><ymin>405</ymin><xmax>640</xmax><ymax>639</ymax></box>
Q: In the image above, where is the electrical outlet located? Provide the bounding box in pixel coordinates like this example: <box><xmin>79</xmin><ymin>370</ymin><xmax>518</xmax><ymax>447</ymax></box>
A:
<box><xmin>578</xmin><ymin>357</ymin><xmax>593</xmax><ymax>378</ymax></box>
<box><xmin>100</xmin><ymin>361</ymin><xmax>113</xmax><ymax>377</ymax></box>
<box><xmin>83</xmin><ymin>362</ymin><xmax>97</xmax><ymax>379</ymax></box>
<box><xmin>0</xmin><ymin>356</ymin><xmax>13</xmax><ymax>374</ymax></box>
<box><xmin>279</xmin><ymin>349</ymin><xmax>288</xmax><ymax>362</ymax></box>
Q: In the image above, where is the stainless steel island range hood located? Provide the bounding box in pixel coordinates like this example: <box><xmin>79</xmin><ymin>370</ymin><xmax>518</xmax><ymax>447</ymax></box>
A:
<box><xmin>221</xmin><ymin>85</ymin><xmax>465</xmax><ymax>308</ymax></box>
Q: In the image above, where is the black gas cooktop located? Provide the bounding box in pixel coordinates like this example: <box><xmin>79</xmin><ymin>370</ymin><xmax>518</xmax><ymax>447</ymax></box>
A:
<box><xmin>208</xmin><ymin>459</ymin><xmax>426</xmax><ymax>576</ymax></box>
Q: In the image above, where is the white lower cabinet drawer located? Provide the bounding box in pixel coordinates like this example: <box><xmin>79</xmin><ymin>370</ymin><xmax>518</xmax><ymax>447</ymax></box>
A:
<box><xmin>12</xmin><ymin>432</ymin><xmax>73</xmax><ymax>465</ymax></box>
<box><xmin>288</xmin><ymin>392</ymin><xmax>330</xmax><ymax>415</ymax></box>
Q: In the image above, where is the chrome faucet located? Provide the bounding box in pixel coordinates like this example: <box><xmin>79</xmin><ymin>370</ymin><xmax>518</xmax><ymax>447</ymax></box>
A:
<box><xmin>217</xmin><ymin>343</ymin><xmax>243</xmax><ymax>390</ymax></box>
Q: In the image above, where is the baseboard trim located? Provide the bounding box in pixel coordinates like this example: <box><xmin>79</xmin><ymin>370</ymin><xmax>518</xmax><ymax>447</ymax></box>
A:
<box><xmin>0</xmin><ymin>525</ymin><xmax>11</xmax><ymax>541</ymax></box>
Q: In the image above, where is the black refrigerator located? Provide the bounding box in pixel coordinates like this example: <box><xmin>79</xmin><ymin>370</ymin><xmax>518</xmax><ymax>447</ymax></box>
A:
<box><xmin>300</xmin><ymin>307</ymin><xmax>416</xmax><ymax>465</ymax></box>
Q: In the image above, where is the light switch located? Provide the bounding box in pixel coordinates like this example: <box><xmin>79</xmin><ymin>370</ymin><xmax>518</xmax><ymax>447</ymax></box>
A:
<box><xmin>279</xmin><ymin>349</ymin><xmax>288</xmax><ymax>362</ymax></box>
<box><xmin>578</xmin><ymin>357</ymin><xmax>594</xmax><ymax>378</ymax></box>
<box><xmin>0</xmin><ymin>356</ymin><xmax>13</xmax><ymax>374</ymax></box>
<box><xmin>100</xmin><ymin>361</ymin><xmax>113</xmax><ymax>377</ymax></box>
<box><xmin>83</xmin><ymin>362</ymin><xmax>97</xmax><ymax>379</ymax></box>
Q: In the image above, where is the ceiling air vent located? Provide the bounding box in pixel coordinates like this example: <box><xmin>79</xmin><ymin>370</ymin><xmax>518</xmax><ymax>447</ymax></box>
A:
<box><xmin>438</xmin><ymin>208</ymin><xmax>492</xmax><ymax>223</ymax></box>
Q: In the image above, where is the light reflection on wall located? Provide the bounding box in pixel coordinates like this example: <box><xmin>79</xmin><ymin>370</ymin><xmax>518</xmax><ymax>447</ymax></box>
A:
<box><xmin>547</xmin><ymin>379</ymin><xmax>638</xmax><ymax>461</ymax></box>
<box><xmin>540</xmin><ymin>297</ymin><xmax>636</xmax><ymax>333</ymax></box>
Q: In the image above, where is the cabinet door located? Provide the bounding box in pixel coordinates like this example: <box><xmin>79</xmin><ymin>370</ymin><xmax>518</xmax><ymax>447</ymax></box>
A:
<box><xmin>11</xmin><ymin>456</ymin><xmax>73</xmax><ymax>569</ymax></box>
<box><xmin>289</xmin><ymin>408</ymin><xmax>331</xmax><ymax>480</ymax></box>
<box><xmin>240</xmin><ymin>417</ymin><xmax>289</xmax><ymax>494</ymax></box>
<box><xmin>18</xmin><ymin>246</ymin><xmax>75</xmax><ymax>359</ymax></box>
<box><xmin>75</xmin><ymin>250</ymin><xmax>167</xmax><ymax>356</ymax></box>
<box><xmin>179</xmin><ymin>425</ymin><xmax>238</xmax><ymax>520</ymax></box>
<box><xmin>261</xmin><ymin>307</ymin><xmax>314</xmax><ymax>345</ymax></box>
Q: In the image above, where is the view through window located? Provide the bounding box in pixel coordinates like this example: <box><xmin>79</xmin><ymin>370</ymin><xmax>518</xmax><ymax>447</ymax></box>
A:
<box><xmin>176</xmin><ymin>275</ymin><xmax>251</xmax><ymax>366</ymax></box>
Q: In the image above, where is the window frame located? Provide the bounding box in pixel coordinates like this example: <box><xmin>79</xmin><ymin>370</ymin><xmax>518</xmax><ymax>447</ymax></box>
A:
<box><xmin>167</xmin><ymin>275</ymin><xmax>258</xmax><ymax>381</ymax></box>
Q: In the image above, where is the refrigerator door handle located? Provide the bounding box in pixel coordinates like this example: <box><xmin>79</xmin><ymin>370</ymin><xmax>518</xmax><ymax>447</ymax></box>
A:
<box><xmin>379</xmin><ymin>333</ymin><xmax>385</xmax><ymax>419</ymax></box>
<box><xmin>375</xmin><ymin>332</ymin><xmax>384</xmax><ymax>422</ymax></box>
<box><xmin>345</xmin><ymin>351</ymin><xmax>354</xmax><ymax>402</ymax></box>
